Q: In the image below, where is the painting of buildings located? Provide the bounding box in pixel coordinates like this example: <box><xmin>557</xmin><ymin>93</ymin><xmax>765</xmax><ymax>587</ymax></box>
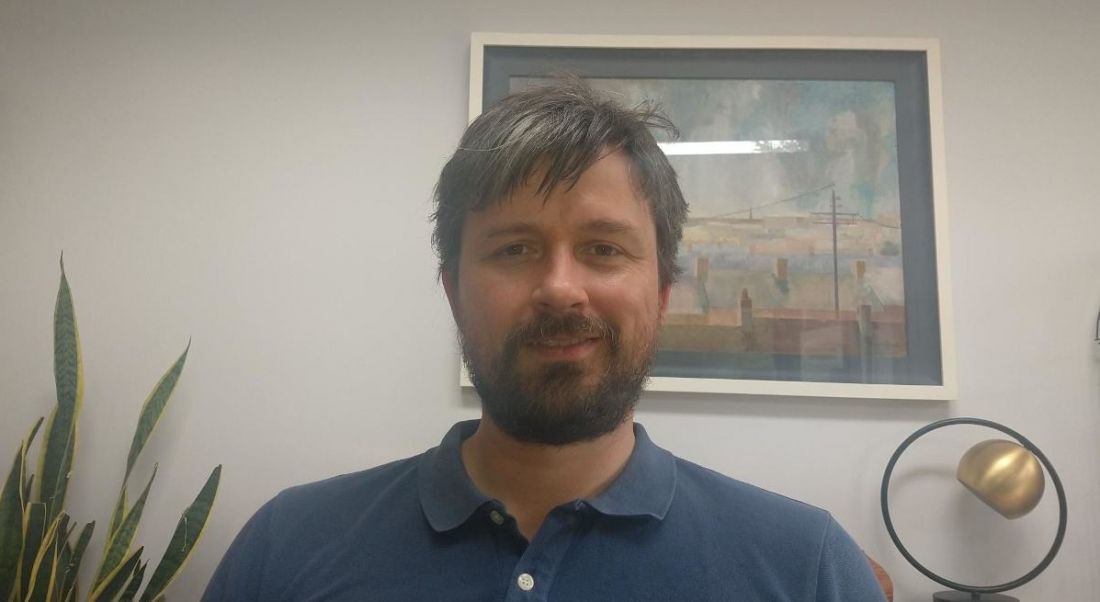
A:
<box><xmin>514</xmin><ymin>75</ymin><xmax>909</xmax><ymax>381</ymax></box>
<box><xmin>598</xmin><ymin>77</ymin><xmax>907</xmax><ymax>378</ymax></box>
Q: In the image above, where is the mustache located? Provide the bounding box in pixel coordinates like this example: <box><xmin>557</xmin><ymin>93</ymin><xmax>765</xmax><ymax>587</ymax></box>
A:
<box><xmin>507</xmin><ymin>313</ymin><xmax>617</xmax><ymax>347</ymax></box>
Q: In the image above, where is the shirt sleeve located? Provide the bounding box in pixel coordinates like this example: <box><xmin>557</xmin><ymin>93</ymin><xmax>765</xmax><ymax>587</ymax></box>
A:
<box><xmin>200</xmin><ymin>499</ymin><xmax>275</xmax><ymax>602</ymax></box>
<box><xmin>815</xmin><ymin>516</ymin><xmax>887</xmax><ymax>602</ymax></box>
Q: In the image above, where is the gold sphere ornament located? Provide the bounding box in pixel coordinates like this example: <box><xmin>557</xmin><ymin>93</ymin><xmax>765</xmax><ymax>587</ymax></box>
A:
<box><xmin>956</xmin><ymin>439</ymin><xmax>1045</xmax><ymax>519</ymax></box>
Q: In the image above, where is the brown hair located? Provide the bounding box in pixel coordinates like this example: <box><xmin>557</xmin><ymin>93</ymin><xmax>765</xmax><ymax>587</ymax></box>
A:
<box><xmin>431</xmin><ymin>77</ymin><xmax>688</xmax><ymax>287</ymax></box>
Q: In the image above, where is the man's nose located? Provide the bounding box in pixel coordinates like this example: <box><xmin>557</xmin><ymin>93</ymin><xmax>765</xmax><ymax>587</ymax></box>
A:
<box><xmin>531</xmin><ymin>249</ymin><xmax>588</xmax><ymax>312</ymax></box>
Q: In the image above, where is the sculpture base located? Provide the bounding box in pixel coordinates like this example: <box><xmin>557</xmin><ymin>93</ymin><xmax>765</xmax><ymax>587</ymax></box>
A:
<box><xmin>933</xmin><ymin>592</ymin><xmax>1018</xmax><ymax>602</ymax></box>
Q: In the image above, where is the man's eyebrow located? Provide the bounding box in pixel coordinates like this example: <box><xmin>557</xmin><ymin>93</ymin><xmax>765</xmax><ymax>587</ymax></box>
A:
<box><xmin>579</xmin><ymin>218</ymin><xmax>639</xmax><ymax>235</ymax></box>
<box><xmin>482</xmin><ymin>223</ymin><xmax>540</xmax><ymax>239</ymax></box>
<box><xmin>481</xmin><ymin>219</ymin><xmax>641</xmax><ymax>239</ymax></box>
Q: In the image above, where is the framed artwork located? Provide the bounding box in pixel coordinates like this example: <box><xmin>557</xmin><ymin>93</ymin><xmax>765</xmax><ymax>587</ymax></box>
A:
<box><xmin>466</xmin><ymin>34</ymin><xmax>956</xmax><ymax>400</ymax></box>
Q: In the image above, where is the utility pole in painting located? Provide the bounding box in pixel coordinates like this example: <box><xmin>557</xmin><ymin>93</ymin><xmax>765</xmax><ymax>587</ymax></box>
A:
<box><xmin>690</xmin><ymin>183</ymin><xmax>856</xmax><ymax>322</ymax></box>
<box><xmin>811</xmin><ymin>185</ymin><xmax>858</xmax><ymax>320</ymax></box>
<box><xmin>830</xmin><ymin>188</ymin><xmax>840</xmax><ymax>319</ymax></box>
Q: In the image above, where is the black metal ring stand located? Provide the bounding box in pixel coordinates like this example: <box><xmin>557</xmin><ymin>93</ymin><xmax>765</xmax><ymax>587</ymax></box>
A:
<box><xmin>880</xmin><ymin>417</ymin><xmax>1067</xmax><ymax>600</ymax></box>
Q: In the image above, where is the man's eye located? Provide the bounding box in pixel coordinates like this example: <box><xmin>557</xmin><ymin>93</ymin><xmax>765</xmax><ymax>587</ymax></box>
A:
<box><xmin>588</xmin><ymin>244</ymin><xmax>622</xmax><ymax>257</ymax></box>
<box><xmin>497</xmin><ymin>243</ymin><xmax>531</xmax><ymax>257</ymax></box>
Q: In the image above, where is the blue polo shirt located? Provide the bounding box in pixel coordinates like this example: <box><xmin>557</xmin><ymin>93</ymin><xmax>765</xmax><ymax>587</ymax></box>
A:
<box><xmin>202</xmin><ymin>420</ymin><xmax>884</xmax><ymax>601</ymax></box>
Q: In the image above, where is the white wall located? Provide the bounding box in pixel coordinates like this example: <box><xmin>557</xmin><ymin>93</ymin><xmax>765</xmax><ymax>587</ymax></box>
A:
<box><xmin>2</xmin><ymin>1</ymin><xmax>1097</xmax><ymax>600</ymax></box>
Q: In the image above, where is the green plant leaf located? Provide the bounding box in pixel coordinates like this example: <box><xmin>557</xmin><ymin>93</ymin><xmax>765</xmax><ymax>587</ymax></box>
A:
<box><xmin>106</xmin><ymin>491</ymin><xmax>126</xmax><ymax>546</ymax></box>
<box><xmin>24</xmin><ymin>418</ymin><xmax>45</xmax><ymax>460</ymax></box>
<box><xmin>117</xmin><ymin>560</ymin><xmax>146</xmax><ymax>602</ymax></box>
<box><xmin>58</xmin><ymin>521</ymin><xmax>92</xmax><ymax>601</ymax></box>
<box><xmin>22</xmin><ymin>476</ymin><xmax>34</xmax><ymax>511</ymax></box>
<box><xmin>52</xmin><ymin>539</ymin><xmax>71</xmax><ymax>602</ymax></box>
<box><xmin>24</xmin><ymin>513</ymin><xmax>64</xmax><ymax>602</ymax></box>
<box><xmin>94</xmin><ymin>466</ymin><xmax>157</xmax><ymax>589</ymax></box>
<box><xmin>47</xmin><ymin>518</ymin><xmax>75</xmax><ymax>602</ymax></box>
<box><xmin>0</xmin><ymin>440</ymin><xmax>27</xmax><ymax>601</ymax></box>
<box><xmin>20</xmin><ymin>503</ymin><xmax>47</xmax><ymax>599</ymax></box>
<box><xmin>38</xmin><ymin>258</ymin><xmax>83</xmax><ymax>524</ymax></box>
<box><xmin>20</xmin><ymin>418</ymin><xmax>44</xmax><ymax>507</ymax></box>
<box><xmin>124</xmin><ymin>345</ymin><xmax>189</xmax><ymax>482</ymax></box>
<box><xmin>138</xmin><ymin>465</ymin><xmax>220</xmax><ymax>602</ymax></box>
<box><xmin>107</xmin><ymin>343</ymin><xmax>189</xmax><ymax>542</ymax></box>
<box><xmin>88</xmin><ymin>547</ymin><xmax>141</xmax><ymax>602</ymax></box>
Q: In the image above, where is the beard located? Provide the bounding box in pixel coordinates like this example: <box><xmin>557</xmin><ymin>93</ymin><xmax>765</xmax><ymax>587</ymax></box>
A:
<box><xmin>460</xmin><ymin>312</ymin><xmax>656</xmax><ymax>446</ymax></box>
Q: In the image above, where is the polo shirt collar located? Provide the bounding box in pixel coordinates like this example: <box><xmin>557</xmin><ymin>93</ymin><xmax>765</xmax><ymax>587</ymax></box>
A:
<box><xmin>419</xmin><ymin>420</ymin><xmax>489</xmax><ymax>532</ymax></box>
<box><xmin>419</xmin><ymin>420</ymin><xmax>677</xmax><ymax>533</ymax></box>
<box><xmin>586</xmin><ymin>422</ymin><xmax>677</xmax><ymax>520</ymax></box>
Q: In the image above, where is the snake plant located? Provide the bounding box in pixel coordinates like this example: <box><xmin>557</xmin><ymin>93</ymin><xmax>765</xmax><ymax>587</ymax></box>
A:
<box><xmin>0</xmin><ymin>258</ymin><xmax>221</xmax><ymax>602</ymax></box>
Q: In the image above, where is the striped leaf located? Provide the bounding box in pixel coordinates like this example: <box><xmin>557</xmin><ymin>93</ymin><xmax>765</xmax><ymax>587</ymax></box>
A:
<box><xmin>106</xmin><ymin>492</ymin><xmax>126</xmax><ymax>546</ymax></box>
<box><xmin>0</xmin><ymin>439</ymin><xmax>27</xmax><ymax>602</ymax></box>
<box><xmin>124</xmin><ymin>345</ymin><xmax>189</xmax><ymax>481</ymax></box>
<box><xmin>58</xmin><ymin>521</ymin><xmax>93</xmax><ymax>602</ymax></box>
<box><xmin>108</xmin><ymin>343</ymin><xmax>189</xmax><ymax>541</ymax></box>
<box><xmin>24</xmin><ymin>513</ymin><xmax>64</xmax><ymax>602</ymax></box>
<box><xmin>20</xmin><ymin>419</ymin><xmax>44</xmax><ymax>506</ymax></box>
<box><xmin>94</xmin><ymin>467</ymin><xmax>157</xmax><ymax>589</ymax></box>
<box><xmin>22</xmin><ymin>476</ymin><xmax>34</xmax><ymax>511</ymax></box>
<box><xmin>117</xmin><ymin>560</ymin><xmax>146</xmax><ymax>602</ymax></box>
<box><xmin>47</xmin><ymin>518</ymin><xmax>75</xmax><ymax>602</ymax></box>
<box><xmin>20</xmin><ymin>503</ymin><xmax>46</xmax><ymax>600</ymax></box>
<box><xmin>25</xmin><ymin>418</ymin><xmax>44</xmax><ymax>451</ymax></box>
<box><xmin>52</xmin><ymin>539</ymin><xmax>71</xmax><ymax>602</ymax></box>
<box><xmin>138</xmin><ymin>465</ymin><xmax>220</xmax><ymax>602</ymax></box>
<box><xmin>88</xmin><ymin>547</ymin><xmax>141</xmax><ymax>602</ymax></box>
<box><xmin>38</xmin><ymin>258</ymin><xmax>83</xmax><ymax>524</ymax></box>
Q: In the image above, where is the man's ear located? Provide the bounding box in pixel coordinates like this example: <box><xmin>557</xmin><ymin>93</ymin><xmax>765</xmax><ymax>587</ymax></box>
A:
<box><xmin>442</xmin><ymin>269</ymin><xmax>460</xmax><ymax>321</ymax></box>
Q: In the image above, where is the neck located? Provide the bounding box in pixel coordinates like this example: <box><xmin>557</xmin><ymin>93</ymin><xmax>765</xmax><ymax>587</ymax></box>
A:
<box><xmin>461</xmin><ymin>415</ymin><xmax>636</xmax><ymax>541</ymax></box>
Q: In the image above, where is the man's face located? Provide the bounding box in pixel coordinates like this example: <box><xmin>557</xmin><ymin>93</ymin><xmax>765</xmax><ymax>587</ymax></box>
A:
<box><xmin>443</xmin><ymin>151</ymin><xmax>670</xmax><ymax>445</ymax></box>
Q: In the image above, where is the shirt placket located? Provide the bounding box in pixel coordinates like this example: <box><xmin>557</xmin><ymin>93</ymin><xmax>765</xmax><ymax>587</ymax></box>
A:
<box><xmin>492</xmin><ymin>503</ymin><xmax>587</xmax><ymax>602</ymax></box>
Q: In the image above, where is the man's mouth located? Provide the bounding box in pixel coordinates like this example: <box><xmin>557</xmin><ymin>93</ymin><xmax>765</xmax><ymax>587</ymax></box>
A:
<box><xmin>507</xmin><ymin>312</ymin><xmax>615</xmax><ymax>363</ymax></box>
<box><xmin>533</xmin><ymin>336</ymin><xmax>597</xmax><ymax>347</ymax></box>
<box><xmin>527</xmin><ymin>336</ymin><xmax>601</xmax><ymax>359</ymax></box>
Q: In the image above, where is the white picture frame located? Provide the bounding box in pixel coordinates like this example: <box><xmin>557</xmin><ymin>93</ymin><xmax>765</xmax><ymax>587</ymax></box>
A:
<box><xmin>462</xmin><ymin>33</ymin><xmax>956</xmax><ymax>401</ymax></box>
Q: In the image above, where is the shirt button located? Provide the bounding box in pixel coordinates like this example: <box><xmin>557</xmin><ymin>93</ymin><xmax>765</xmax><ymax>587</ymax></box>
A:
<box><xmin>517</xmin><ymin>573</ymin><xmax>535</xmax><ymax>591</ymax></box>
<box><xmin>489</xmin><ymin>510</ymin><xmax>504</xmax><ymax>525</ymax></box>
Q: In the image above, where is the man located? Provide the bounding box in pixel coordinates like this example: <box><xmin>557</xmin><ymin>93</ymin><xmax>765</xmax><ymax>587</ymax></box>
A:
<box><xmin>202</xmin><ymin>80</ymin><xmax>886</xmax><ymax>601</ymax></box>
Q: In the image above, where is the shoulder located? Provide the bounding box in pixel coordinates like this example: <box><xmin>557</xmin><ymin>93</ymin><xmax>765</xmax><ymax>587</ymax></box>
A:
<box><xmin>667</xmin><ymin>457</ymin><xmax>884</xmax><ymax>601</ymax></box>
<box><xmin>672</xmin><ymin>456</ymin><xmax>832</xmax><ymax>533</ymax></box>
<box><xmin>241</xmin><ymin>452</ymin><xmax>426</xmax><ymax>547</ymax></box>
<box><xmin>201</xmin><ymin>453</ymin><xmax>426</xmax><ymax>601</ymax></box>
<box><xmin>266</xmin><ymin>454</ymin><xmax>422</xmax><ymax>524</ymax></box>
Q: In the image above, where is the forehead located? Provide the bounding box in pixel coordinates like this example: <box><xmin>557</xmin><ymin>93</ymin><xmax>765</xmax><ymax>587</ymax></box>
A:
<box><xmin>464</xmin><ymin>151</ymin><xmax>655</xmax><ymax>237</ymax></box>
